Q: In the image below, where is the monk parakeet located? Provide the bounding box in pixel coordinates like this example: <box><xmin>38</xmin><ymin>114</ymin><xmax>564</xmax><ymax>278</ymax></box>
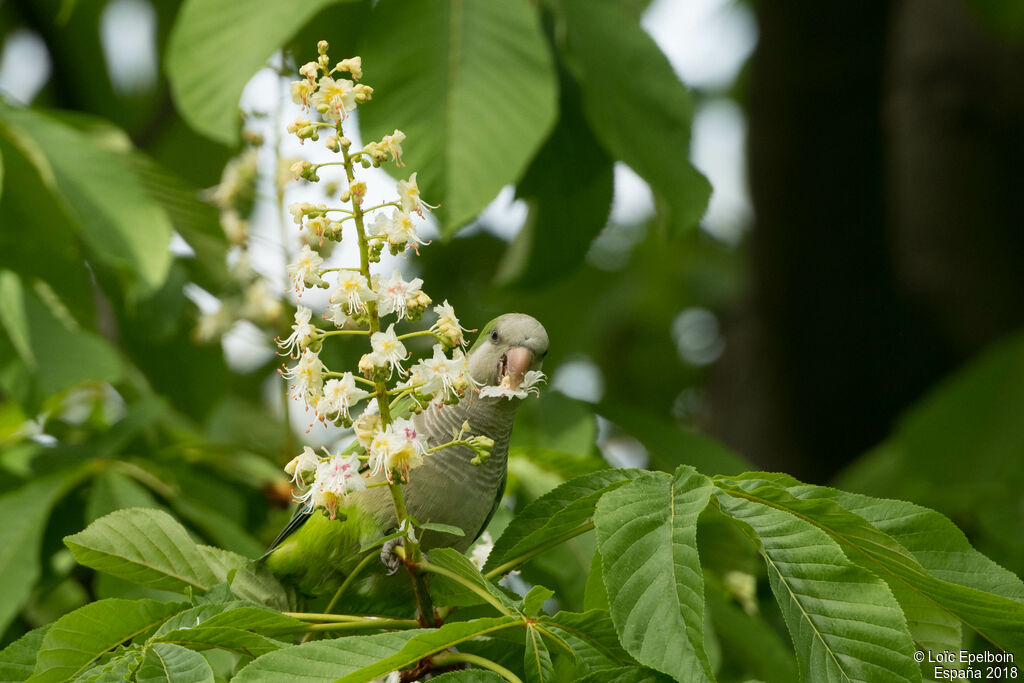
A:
<box><xmin>264</xmin><ymin>313</ymin><xmax>548</xmax><ymax>595</ymax></box>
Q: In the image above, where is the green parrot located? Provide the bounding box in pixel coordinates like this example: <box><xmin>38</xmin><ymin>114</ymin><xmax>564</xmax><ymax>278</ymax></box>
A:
<box><xmin>263</xmin><ymin>313</ymin><xmax>549</xmax><ymax>596</ymax></box>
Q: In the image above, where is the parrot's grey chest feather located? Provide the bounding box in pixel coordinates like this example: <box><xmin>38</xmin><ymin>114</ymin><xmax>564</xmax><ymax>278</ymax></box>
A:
<box><xmin>363</xmin><ymin>395</ymin><xmax>518</xmax><ymax>552</ymax></box>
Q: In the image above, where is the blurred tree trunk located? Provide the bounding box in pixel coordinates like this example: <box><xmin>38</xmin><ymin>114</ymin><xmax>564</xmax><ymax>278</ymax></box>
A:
<box><xmin>713</xmin><ymin>0</ymin><xmax>1024</xmax><ymax>482</ymax></box>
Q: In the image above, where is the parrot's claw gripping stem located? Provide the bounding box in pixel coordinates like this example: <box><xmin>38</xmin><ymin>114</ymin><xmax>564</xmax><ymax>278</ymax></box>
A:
<box><xmin>381</xmin><ymin>538</ymin><xmax>403</xmax><ymax>576</ymax></box>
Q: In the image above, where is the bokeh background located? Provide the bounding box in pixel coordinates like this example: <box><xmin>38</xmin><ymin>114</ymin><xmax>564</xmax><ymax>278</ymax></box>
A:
<box><xmin>1</xmin><ymin>0</ymin><xmax>1022</xmax><ymax>653</ymax></box>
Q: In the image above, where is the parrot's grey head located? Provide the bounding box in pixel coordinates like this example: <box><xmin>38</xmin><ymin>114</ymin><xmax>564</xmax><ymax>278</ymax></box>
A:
<box><xmin>467</xmin><ymin>313</ymin><xmax>548</xmax><ymax>390</ymax></box>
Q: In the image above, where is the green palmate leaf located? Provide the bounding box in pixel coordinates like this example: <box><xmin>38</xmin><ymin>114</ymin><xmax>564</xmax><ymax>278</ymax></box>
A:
<box><xmin>524</xmin><ymin>624</ymin><xmax>554</xmax><ymax>683</ymax></box>
<box><xmin>712</xmin><ymin>488</ymin><xmax>922</xmax><ymax>683</ymax></box>
<box><xmin>704</xmin><ymin>575</ymin><xmax>797</xmax><ymax>683</ymax></box>
<box><xmin>195</xmin><ymin>546</ymin><xmax>294</xmax><ymax>610</ymax></box>
<box><xmin>573</xmin><ymin>666</ymin><xmax>674</xmax><ymax>683</ymax></box>
<box><xmin>153</xmin><ymin>626</ymin><xmax>284</xmax><ymax>659</ymax></box>
<box><xmin>28</xmin><ymin>599</ymin><xmax>184</xmax><ymax>683</ymax></box>
<box><xmin>0</xmin><ymin>271</ymin><xmax>33</xmax><ymax>369</ymax></box>
<box><xmin>0</xmin><ymin>271</ymin><xmax>122</xmax><ymax>405</ymax></box>
<box><xmin>360</xmin><ymin>0</ymin><xmax>557</xmax><ymax>232</ymax></box>
<box><xmin>234</xmin><ymin>631</ymin><xmax>424</xmax><ymax>682</ymax></box>
<box><xmin>0</xmin><ymin>467</ymin><xmax>90</xmax><ymax>634</ymax></box>
<box><xmin>0</xmin><ymin>103</ymin><xmax>172</xmax><ymax>298</ymax></box>
<box><xmin>717</xmin><ymin>474</ymin><xmax>1024</xmax><ymax>658</ymax></box>
<box><xmin>539</xmin><ymin>610</ymin><xmax>632</xmax><ymax>673</ymax></box>
<box><xmin>125</xmin><ymin>153</ymin><xmax>229</xmax><ymax>293</ymax></box>
<box><xmin>0</xmin><ymin>127</ymin><xmax>94</xmax><ymax>328</ymax></box>
<box><xmin>85</xmin><ymin>471</ymin><xmax>162</xmax><ymax>524</ymax></box>
<box><xmin>837</xmin><ymin>332</ymin><xmax>1024</xmax><ymax>573</ymax></box>
<box><xmin>64</xmin><ymin>508</ymin><xmax>219</xmax><ymax>593</ymax></box>
<box><xmin>582</xmin><ymin>551</ymin><xmax>608</xmax><ymax>612</ymax></box>
<box><xmin>424</xmin><ymin>548</ymin><xmax>519</xmax><ymax>611</ymax></box>
<box><xmin>500</xmin><ymin>61</ymin><xmax>614</xmax><ymax>288</ymax></box>
<box><xmin>594</xmin><ymin>467</ymin><xmax>715</xmax><ymax>682</ymax></box>
<box><xmin>485</xmin><ymin>469</ymin><xmax>646</xmax><ymax>574</ymax></box>
<box><xmin>521</xmin><ymin>586</ymin><xmax>555</xmax><ymax>617</ymax></box>
<box><xmin>551</xmin><ymin>0</ymin><xmax>711</xmax><ymax>235</ymax></box>
<box><xmin>154</xmin><ymin>602</ymin><xmax>306</xmax><ymax>638</ymax></box>
<box><xmin>0</xmin><ymin>625</ymin><xmax>49</xmax><ymax>683</ymax></box>
<box><xmin>173</xmin><ymin>496</ymin><xmax>266</xmax><ymax>560</ymax></box>
<box><xmin>75</xmin><ymin>648</ymin><xmax>145</xmax><ymax>683</ymax></box>
<box><xmin>136</xmin><ymin>643</ymin><xmax>214</xmax><ymax>683</ymax></box>
<box><xmin>419</xmin><ymin>522</ymin><xmax>466</xmax><ymax>537</ymax></box>
<box><xmin>335</xmin><ymin>617</ymin><xmax>522</xmax><ymax>683</ymax></box>
<box><xmin>166</xmin><ymin>0</ymin><xmax>350</xmax><ymax>145</ymax></box>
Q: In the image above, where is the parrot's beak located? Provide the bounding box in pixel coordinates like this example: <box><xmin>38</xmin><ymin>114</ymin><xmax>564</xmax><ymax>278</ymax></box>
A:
<box><xmin>498</xmin><ymin>346</ymin><xmax>534</xmax><ymax>390</ymax></box>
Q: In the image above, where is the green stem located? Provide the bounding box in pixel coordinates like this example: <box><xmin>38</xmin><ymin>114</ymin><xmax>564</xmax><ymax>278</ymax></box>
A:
<box><xmin>425</xmin><ymin>439</ymin><xmax>474</xmax><ymax>455</ymax></box>
<box><xmin>113</xmin><ymin>462</ymin><xmax>177</xmax><ymax>500</ymax></box>
<box><xmin>324</xmin><ymin>551</ymin><xmax>378</xmax><ymax>614</ymax></box>
<box><xmin>320</xmin><ymin>329</ymin><xmax>369</xmax><ymax>338</ymax></box>
<box><xmin>292</xmin><ymin>619</ymin><xmax>419</xmax><ymax>633</ymax></box>
<box><xmin>430</xmin><ymin>652</ymin><xmax>523</xmax><ymax>683</ymax></box>
<box><xmin>484</xmin><ymin>521</ymin><xmax>596</xmax><ymax>580</ymax></box>
<box><xmin>284</xmin><ymin>612</ymin><xmax>399</xmax><ymax>623</ymax></box>
<box><xmin>360</xmin><ymin>201</ymin><xmax>401</xmax><ymax>213</ymax></box>
<box><xmin>396</xmin><ymin>329</ymin><xmax>449</xmax><ymax>344</ymax></box>
<box><xmin>418</xmin><ymin>560</ymin><xmax>512</xmax><ymax>616</ymax></box>
<box><xmin>339</xmin><ymin>116</ymin><xmax>432</xmax><ymax>631</ymax></box>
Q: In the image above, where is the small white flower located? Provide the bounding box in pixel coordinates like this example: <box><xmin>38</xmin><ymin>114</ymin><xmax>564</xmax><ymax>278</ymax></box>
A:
<box><xmin>367</xmin><ymin>324</ymin><xmax>409</xmax><ymax>378</ymax></box>
<box><xmin>277</xmin><ymin>305</ymin><xmax>317</xmax><ymax>357</ymax></box>
<box><xmin>284</xmin><ymin>446</ymin><xmax>320</xmax><ymax>486</ymax></box>
<box><xmin>353</xmin><ymin>411</ymin><xmax>381</xmax><ymax>450</ymax></box>
<box><xmin>396</xmin><ymin>172</ymin><xmax>436</xmax><ymax>216</ymax></box>
<box><xmin>312</xmin><ymin>76</ymin><xmax>357</xmax><ymax>121</ymax></box>
<box><xmin>369</xmin><ymin>210</ymin><xmax>427</xmax><ymax>253</ymax></box>
<box><xmin>367</xmin><ymin>211</ymin><xmax>392</xmax><ymax>238</ymax></box>
<box><xmin>380</xmin><ymin>129</ymin><xmax>405</xmax><ymax>166</ymax></box>
<box><xmin>377</xmin><ymin>269</ymin><xmax>424</xmax><ymax>321</ymax></box>
<box><xmin>289</xmin><ymin>202</ymin><xmax>314</xmax><ymax>225</ymax></box>
<box><xmin>330</xmin><ymin>271</ymin><xmax>377</xmax><ymax>315</ymax></box>
<box><xmin>432</xmin><ymin>300</ymin><xmax>470</xmax><ymax>348</ymax></box>
<box><xmin>287</xmin><ymin>245</ymin><xmax>326</xmax><ymax>292</ymax></box>
<box><xmin>282</xmin><ymin>348</ymin><xmax>327</xmax><ymax>404</ymax></box>
<box><xmin>316</xmin><ymin>373</ymin><xmax>370</xmax><ymax>423</ymax></box>
<box><xmin>479</xmin><ymin>370</ymin><xmax>546</xmax><ymax>400</ymax></box>
<box><xmin>299</xmin><ymin>453</ymin><xmax>365</xmax><ymax>518</ymax></box>
<box><xmin>368</xmin><ymin>417</ymin><xmax>426</xmax><ymax>482</ymax></box>
<box><xmin>290</xmin><ymin>79</ymin><xmax>314</xmax><ymax>106</ymax></box>
<box><xmin>403</xmin><ymin>344</ymin><xmax>467</xmax><ymax>404</ymax></box>
<box><xmin>299</xmin><ymin>61</ymin><xmax>318</xmax><ymax>80</ymax></box>
<box><xmin>333</xmin><ymin>56</ymin><xmax>362</xmax><ymax>81</ymax></box>
<box><xmin>324</xmin><ymin>301</ymin><xmax>349</xmax><ymax>328</ymax></box>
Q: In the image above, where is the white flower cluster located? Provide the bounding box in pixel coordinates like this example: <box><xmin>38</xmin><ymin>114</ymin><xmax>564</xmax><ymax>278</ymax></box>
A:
<box><xmin>277</xmin><ymin>43</ymin><xmax>485</xmax><ymax>518</ymax></box>
<box><xmin>194</xmin><ymin>148</ymin><xmax>284</xmax><ymax>343</ymax></box>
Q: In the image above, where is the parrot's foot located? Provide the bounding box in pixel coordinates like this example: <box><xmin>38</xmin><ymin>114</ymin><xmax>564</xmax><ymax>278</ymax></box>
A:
<box><xmin>381</xmin><ymin>538</ymin><xmax>403</xmax><ymax>576</ymax></box>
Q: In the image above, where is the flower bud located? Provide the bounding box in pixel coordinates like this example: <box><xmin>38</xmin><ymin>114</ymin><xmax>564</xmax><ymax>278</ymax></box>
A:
<box><xmin>469</xmin><ymin>435</ymin><xmax>494</xmax><ymax>465</ymax></box>
<box><xmin>317</xmin><ymin>40</ymin><xmax>329</xmax><ymax>55</ymax></box>
<box><xmin>350</xmin><ymin>181</ymin><xmax>367</xmax><ymax>205</ymax></box>
<box><xmin>353</xmin><ymin>84</ymin><xmax>373</xmax><ymax>103</ymax></box>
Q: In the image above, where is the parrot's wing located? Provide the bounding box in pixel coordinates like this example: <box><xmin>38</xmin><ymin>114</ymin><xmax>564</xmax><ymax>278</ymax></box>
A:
<box><xmin>472</xmin><ymin>469</ymin><xmax>507</xmax><ymax>543</ymax></box>
<box><xmin>262</xmin><ymin>396</ymin><xmax>420</xmax><ymax>558</ymax></box>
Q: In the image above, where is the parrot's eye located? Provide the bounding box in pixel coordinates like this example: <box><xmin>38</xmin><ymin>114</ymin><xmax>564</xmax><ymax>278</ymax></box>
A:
<box><xmin>490</xmin><ymin>329</ymin><xmax>500</xmax><ymax>343</ymax></box>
